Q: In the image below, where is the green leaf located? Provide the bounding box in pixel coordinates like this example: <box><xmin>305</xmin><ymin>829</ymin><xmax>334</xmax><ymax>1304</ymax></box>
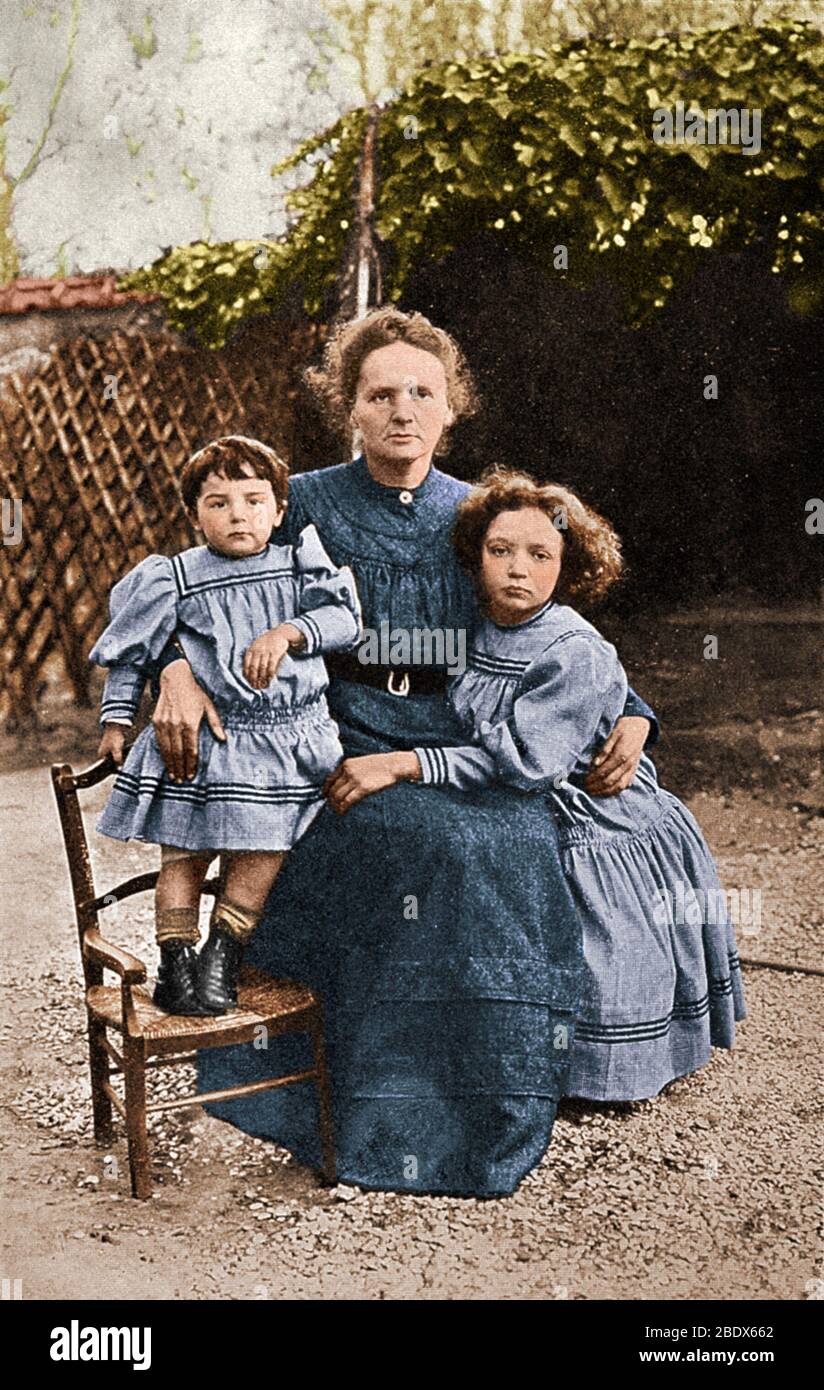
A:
<box><xmin>665</xmin><ymin>207</ymin><xmax>692</xmax><ymax>232</ymax></box>
<box><xmin>597</xmin><ymin>171</ymin><xmax>626</xmax><ymax>214</ymax></box>
<box><xmin>795</xmin><ymin>128</ymin><xmax>824</xmax><ymax>149</ymax></box>
<box><xmin>121</xmin><ymin>19</ymin><xmax>824</xmax><ymax>345</ymax></box>
<box><xmin>397</xmin><ymin>143</ymin><xmax>422</xmax><ymax>169</ymax></box>
<box><xmin>772</xmin><ymin>158</ymin><xmax>806</xmax><ymax>178</ymax></box>
<box><xmin>603</xmin><ymin>76</ymin><xmax>629</xmax><ymax>104</ymax></box>
<box><xmin>685</xmin><ymin>144</ymin><xmax>711</xmax><ymax>169</ymax></box>
<box><xmin>432</xmin><ymin>147</ymin><xmax>455</xmax><ymax>173</ymax></box>
<box><xmin>558</xmin><ymin>123</ymin><xmax>585</xmax><ymax>157</ymax></box>
<box><xmin>488</xmin><ymin>94</ymin><xmax>516</xmax><ymax>120</ymax></box>
<box><xmin>460</xmin><ymin>138</ymin><xmax>483</xmax><ymax>166</ymax></box>
<box><xmin>513</xmin><ymin>142</ymin><xmax>537</xmax><ymax>167</ymax></box>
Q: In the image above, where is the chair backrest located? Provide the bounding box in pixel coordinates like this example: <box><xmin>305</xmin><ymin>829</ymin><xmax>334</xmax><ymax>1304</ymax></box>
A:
<box><xmin>50</xmin><ymin>753</ymin><xmax>219</xmax><ymax>989</ymax></box>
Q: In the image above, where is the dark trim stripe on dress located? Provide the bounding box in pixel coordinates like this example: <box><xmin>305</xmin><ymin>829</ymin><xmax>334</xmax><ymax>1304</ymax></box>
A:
<box><xmin>111</xmin><ymin>770</ymin><xmax>322</xmax><ymax>804</ymax></box>
<box><xmin>171</xmin><ymin>552</ymin><xmax>294</xmax><ymax>598</ymax></box>
<box><xmin>101</xmin><ymin>699</ymin><xmax>140</xmax><ymax>720</ymax></box>
<box><xmin>416</xmin><ymin>745</ymin><xmax>451</xmax><ymax>786</ymax></box>
<box><xmin>468</xmin><ymin>650</ymin><xmax>530</xmax><ymax>676</ymax></box>
<box><xmin>709</xmin><ymin>978</ymin><xmax>734</xmax><ymax>997</ymax></box>
<box><xmin>575</xmin><ymin>997</ymin><xmax>711</xmax><ymax>1042</ymax></box>
<box><xmin>576</xmin><ymin>958</ymin><xmax>741</xmax><ymax>1043</ymax></box>
<box><xmin>298</xmin><ymin>611</ymin><xmax>323</xmax><ymax>654</ymax></box>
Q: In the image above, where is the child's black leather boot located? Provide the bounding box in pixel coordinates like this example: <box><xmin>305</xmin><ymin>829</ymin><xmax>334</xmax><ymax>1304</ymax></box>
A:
<box><xmin>196</xmin><ymin>925</ymin><xmax>244</xmax><ymax>1015</ymax></box>
<box><xmin>153</xmin><ymin>940</ymin><xmax>207</xmax><ymax>1016</ymax></box>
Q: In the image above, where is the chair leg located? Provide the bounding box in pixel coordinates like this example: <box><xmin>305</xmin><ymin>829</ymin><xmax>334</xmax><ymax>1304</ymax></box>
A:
<box><xmin>123</xmin><ymin>1040</ymin><xmax>152</xmax><ymax>1200</ymax></box>
<box><xmin>309</xmin><ymin>1012</ymin><xmax>337</xmax><ymax>1187</ymax></box>
<box><xmin>88</xmin><ymin>1018</ymin><xmax>114</xmax><ymax>1147</ymax></box>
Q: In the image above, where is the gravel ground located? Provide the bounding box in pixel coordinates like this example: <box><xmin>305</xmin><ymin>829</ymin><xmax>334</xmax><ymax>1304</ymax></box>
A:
<box><xmin>1</xmin><ymin>619</ymin><xmax>821</xmax><ymax>1301</ymax></box>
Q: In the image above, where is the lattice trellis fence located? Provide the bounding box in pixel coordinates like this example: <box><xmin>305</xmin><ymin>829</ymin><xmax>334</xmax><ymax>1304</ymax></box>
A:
<box><xmin>0</xmin><ymin>323</ymin><xmax>324</xmax><ymax>724</ymax></box>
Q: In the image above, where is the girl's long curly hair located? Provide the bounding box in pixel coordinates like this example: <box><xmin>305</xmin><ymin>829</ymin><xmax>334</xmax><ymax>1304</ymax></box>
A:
<box><xmin>452</xmin><ymin>467</ymin><xmax>624</xmax><ymax>610</ymax></box>
<box><xmin>303</xmin><ymin>306</ymin><xmax>479</xmax><ymax>456</ymax></box>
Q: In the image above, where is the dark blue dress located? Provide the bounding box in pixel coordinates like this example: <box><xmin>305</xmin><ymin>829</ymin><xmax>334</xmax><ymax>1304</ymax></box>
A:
<box><xmin>195</xmin><ymin>456</ymin><xmax>657</xmax><ymax>1196</ymax></box>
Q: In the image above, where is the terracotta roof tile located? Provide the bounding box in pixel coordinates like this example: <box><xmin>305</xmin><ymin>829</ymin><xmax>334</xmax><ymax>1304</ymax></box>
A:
<box><xmin>0</xmin><ymin>273</ymin><xmax>163</xmax><ymax>315</ymax></box>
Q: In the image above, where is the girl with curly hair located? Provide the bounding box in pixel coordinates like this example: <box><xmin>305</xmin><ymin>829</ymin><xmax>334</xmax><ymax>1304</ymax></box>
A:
<box><xmin>339</xmin><ymin>469</ymin><xmax>746</xmax><ymax>1100</ymax></box>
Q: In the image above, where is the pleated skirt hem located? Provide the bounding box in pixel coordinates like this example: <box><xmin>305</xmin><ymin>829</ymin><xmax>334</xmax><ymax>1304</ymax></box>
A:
<box><xmin>96</xmin><ymin>789</ymin><xmax>326</xmax><ymax>853</ymax></box>
<box><xmin>564</xmin><ymin>973</ymin><xmax>747</xmax><ymax>1102</ymax></box>
<box><xmin>94</xmin><ymin>704</ymin><xmax>343</xmax><ymax>852</ymax></box>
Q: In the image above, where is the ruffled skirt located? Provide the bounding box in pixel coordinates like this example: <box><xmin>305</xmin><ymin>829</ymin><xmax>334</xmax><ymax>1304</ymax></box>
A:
<box><xmin>95</xmin><ymin>696</ymin><xmax>344</xmax><ymax>852</ymax></box>
<box><xmin>562</xmin><ymin>790</ymin><xmax>747</xmax><ymax>1101</ymax></box>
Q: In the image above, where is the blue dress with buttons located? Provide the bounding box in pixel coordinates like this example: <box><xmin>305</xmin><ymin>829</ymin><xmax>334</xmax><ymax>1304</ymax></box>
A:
<box><xmin>89</xmin><ymin>524</ymin><xmax>362</xmax><ymax>851</ymax></box>
<box><xmin>413</xmin><ymin>598</ymin><xmax>747</xmax><ymax>1102</ymax></box>
<box><xmin>195</xmin><ymin>456</ymin><xmax>663</xmax><ymax>1197</ymax></box>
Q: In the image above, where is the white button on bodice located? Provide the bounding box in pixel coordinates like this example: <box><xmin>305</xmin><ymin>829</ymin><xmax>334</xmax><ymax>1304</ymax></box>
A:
<box><xmin>398</xmin><ymin>490</ymin><xmax>413</xmax><ymax>505</ymax></box>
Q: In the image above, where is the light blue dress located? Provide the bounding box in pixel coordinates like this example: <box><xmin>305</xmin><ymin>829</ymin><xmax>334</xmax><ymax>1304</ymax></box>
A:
<box><xmin>89</xmin><ymin>525</ymin><xmax>362</xmax><ymax>851</ymax></box>
<box><xmin>414</xmin><ymin>596</ymin><xmax>747</xmax><ymax>1101</ymax></box>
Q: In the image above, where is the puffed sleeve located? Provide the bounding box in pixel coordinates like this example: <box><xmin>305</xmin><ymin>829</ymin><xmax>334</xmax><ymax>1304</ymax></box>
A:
<box><xmin>287</xmin><ymin>524</ymin><xmax>363</xmax><ymax>657</ymax></box>
<box><xmin>88</xmin><ymin>555</ymin><xmax>179</xmax><ymax>725</ymax></box>
<box><xmin>413</xmin><ymin>633</ymin><xmax>627</xmax><ymax>792</ymax></box>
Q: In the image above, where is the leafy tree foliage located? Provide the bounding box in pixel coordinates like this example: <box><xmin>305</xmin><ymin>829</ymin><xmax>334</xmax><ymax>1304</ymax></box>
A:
<box><xmin>120</xmin><ymin>20</ymin><xmax>824</xmax><ymax>346</ymax></box>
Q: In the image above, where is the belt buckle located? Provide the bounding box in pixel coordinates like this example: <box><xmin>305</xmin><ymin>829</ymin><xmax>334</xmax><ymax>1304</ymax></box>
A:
<box><xmin>387</xmin><ymin>668</ymin><xmax>410</xmax><ymax>697</ymax></box>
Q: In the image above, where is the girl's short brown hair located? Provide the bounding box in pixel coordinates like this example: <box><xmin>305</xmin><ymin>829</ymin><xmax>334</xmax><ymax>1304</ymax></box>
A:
<box><xmin>303</xmin><ymin>306</ymin><xmax>479</xmax><ymax>456</ymax></box>
<box><xmin>452</xmin><ymin>468</ymin><xmax>624</xmax><ymax>609</ymax></box>
<box><xmin>180</xmin><ymin>436</ymin><xmax>290</xmax><ymax>514</ymax></box>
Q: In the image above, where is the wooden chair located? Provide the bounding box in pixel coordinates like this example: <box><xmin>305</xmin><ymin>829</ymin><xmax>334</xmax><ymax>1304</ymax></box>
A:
<box><xmin>51</xmin><ymin>753</ymin><xmax>337</xmax><ymax>1199</ymax></box>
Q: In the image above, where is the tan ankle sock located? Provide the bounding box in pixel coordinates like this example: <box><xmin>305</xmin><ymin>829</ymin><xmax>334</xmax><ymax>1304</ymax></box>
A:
<box><xmin>155</xmin><ymin>906</ymin><xmax>200</xmax><ymax>947</ymax></box>
<box><xmin>211</xmin><ymin>896</ymin><xmax>262</xmax><ymax>945</ymax></box>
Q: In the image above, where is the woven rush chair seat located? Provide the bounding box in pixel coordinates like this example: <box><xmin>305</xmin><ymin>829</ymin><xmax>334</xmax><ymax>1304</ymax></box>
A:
<box><xmin>86</xmin><ymin>964</ymin><xmax>316</xmax><ymax>1043</ymax></box>
<box><xmin>51</xmin><ymin>753</ymin><xmax>337</xmax><ymax>1199</ymax></box>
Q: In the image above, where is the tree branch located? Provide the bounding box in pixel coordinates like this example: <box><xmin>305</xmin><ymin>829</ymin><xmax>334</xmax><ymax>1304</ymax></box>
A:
<box><xmin>13</xmin><ymin>0</ymin><xmax>81</xmax><ymax>188</ymax></box>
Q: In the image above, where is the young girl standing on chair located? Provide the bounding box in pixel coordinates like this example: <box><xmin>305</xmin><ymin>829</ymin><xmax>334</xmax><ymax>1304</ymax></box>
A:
<box><xmin>326</xmin><ymin>469</ymin><xmax>746</xmax><ymax>1101</ymax></box>
<box><xmin>90</xmin><ymin>436</ymin><xmax>361</xmax><ymax>1018</ymax></box>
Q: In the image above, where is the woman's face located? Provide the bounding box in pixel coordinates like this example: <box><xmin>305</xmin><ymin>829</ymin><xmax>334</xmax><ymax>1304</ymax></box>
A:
<box><xmin>350</xmin><ymin>341</ymin><xmax>454</xmax><ymax>473</ymax></box>
<box><xmin>481</xmin><ymin>506</ymin><xmax>564</xmax><ymax>625</ymax></box>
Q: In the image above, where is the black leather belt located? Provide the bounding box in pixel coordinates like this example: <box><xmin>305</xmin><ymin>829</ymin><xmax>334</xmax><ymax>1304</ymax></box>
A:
<box><xmin>326</xmin><ymin>651</ymin><xmax>448</xmax><ymax>697</ymax></box>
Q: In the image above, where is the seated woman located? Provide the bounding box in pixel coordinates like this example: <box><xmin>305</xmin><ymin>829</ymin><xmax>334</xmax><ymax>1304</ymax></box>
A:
<box><xmin>330</xmin><ymin>470</ymin><xmax>746</xmax><ymax>1103</ymax></box>
<box><xmin>151</xmin><ymin>307</ymin><xmax>658</xmax><ymax>1197</ymax></box>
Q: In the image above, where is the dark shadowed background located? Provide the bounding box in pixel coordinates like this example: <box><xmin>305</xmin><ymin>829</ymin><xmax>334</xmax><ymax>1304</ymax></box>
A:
<box><xmin>287</xmin><ymin>238</ymin><xmax>823</xmax><ymax>610</ymax></box>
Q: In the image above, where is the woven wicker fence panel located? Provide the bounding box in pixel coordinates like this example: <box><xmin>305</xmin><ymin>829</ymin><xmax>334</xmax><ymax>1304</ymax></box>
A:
<box><xmin>0</xmin><ymin>323</ymin><xmax>323</xmax><ymax>725</ymax></box>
